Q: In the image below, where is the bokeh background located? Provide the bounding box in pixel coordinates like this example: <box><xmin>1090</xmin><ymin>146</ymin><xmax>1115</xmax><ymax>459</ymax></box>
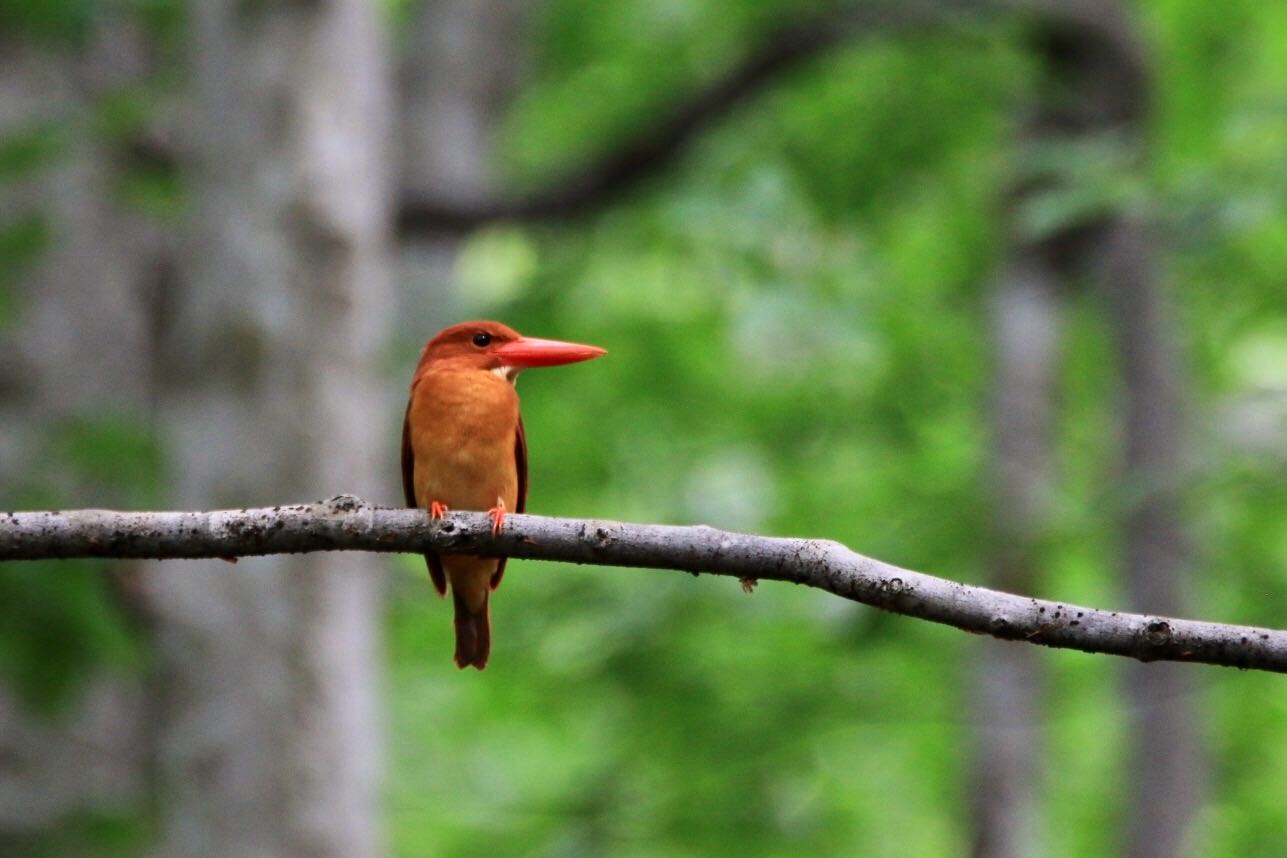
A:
<box><xmin>1</xmin><ymin>0</ymin><xmax>1285</xmax><ymax>856</ymax></box>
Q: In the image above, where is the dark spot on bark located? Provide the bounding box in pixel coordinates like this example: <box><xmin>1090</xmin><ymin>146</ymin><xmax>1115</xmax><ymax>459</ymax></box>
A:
<box><xmin>1145</xmin><ymin>621</ymin><xmax>1172</xmax><ymax>646</ymax></box>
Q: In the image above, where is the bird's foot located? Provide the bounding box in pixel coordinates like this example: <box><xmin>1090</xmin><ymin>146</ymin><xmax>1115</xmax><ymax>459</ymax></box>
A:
<box><xmin>430</xmin><ymin>501</ymin><xmax>449</xmax><ymax>520</ymax></box>
<box><xmin>487</xmin><ymin>497</ymin><xmax>507</xmax><ymax>536</ymax></box>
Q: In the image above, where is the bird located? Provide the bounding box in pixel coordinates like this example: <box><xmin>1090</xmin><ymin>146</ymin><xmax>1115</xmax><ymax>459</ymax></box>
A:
<box><xmin>402</xmin><ymin>320</ymin><xmax>606</xmax><ymax>669</ymax></box>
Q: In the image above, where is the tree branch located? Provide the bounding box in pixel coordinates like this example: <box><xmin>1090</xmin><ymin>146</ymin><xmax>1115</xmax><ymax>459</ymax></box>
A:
<box><xmin>396</xmin><ymin>0</ymin><xmax>993</xmax><ymax>236</ymax></box>
<box><xmin>5</xmin><ymin>499</ymin><xmax>1281</xmax><ymax>674</ymax></box>
<box><xmin>1</xmin><ymin>496</ymin><xmax>1281</xmax><ymax>673</ymax></box>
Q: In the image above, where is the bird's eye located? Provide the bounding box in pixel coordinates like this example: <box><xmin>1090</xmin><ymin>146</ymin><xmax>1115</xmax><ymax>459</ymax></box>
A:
<box><xmin>472</xmin><ymin>332</ymin><xmax>492</xmax><ymax>348</ymax></box>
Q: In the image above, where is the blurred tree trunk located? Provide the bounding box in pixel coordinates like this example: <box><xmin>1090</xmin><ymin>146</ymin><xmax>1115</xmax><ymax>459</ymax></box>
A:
<box><xmin>143</xmin><ymin>1</ymin><xmax>392</xmax><ymax>855</ymax></box>
<box><xmin>1100</xmin><ymin>217</ymin><xmax>1202</xmax><ymax>858</ymax></box>
<box><xmin>399</xmin><ymin>0</ymin><xmax>525</xmax><ymax>207</ymax></box>
<box><xmin>0</xmin><ymin>17</ymin><xmax>162</xmax><ymax>838</ymax></box>
<box><xmin>972</xmin><ymin>2</ymin><xmax>1201</xmax><ymax>856</ymax></box>
<box><xmin>971</xmin><ymin>248</ymin><xmax>1060</xmax><ymax>858</ymax></box>
<box><xmin>1038</xmin><ymin>2</ymin><xmax>1203</xmax><ymax>852</ymax></box>
<box><xmin>394</xmin><ymin>0</ymin><xmax>529</xmax><ymax>337</ymax></box>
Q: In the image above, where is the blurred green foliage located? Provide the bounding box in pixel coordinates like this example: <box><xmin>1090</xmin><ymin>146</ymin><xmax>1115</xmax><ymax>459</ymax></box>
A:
<box><xmin>0</xmin><ymin>213</ymin><xmax>50</xmax><ymax>326</ymax></box>
<box><xmin>0</xmin><ymin>123</ymin><xmax>70</xmax><ymax>183</ymax></box>
<box><xmin>0</xmin><ymin>0</ymin><xmax>180</xmax><ymax>45</ymax></box>
<box><xmin>0</xmin><ymin>417</ymin><xmax>159</xmax><ymax>711</ymax></box>
<box><xmin>388</xmin><ymin>1</ymin><xmax>1287</xmax><ymax>856</ymax></box>
<box><xmin>0</xmin><ymin>0</ymin><xmax>96</xmax><ymax>44</ymax></box>
<box><xmin>1</xmin><ymin>809</ymin><xmax>151</xmax><ymax>858</ymax></box>
<box><xmin>0</xmin><ymin>559</ymin><xmax>138</xmax><ymax>712</ymax></box>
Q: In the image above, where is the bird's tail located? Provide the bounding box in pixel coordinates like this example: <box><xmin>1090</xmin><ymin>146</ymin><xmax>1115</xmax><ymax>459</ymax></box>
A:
<box><xmin>452</xmin><ymin>588</ymin><xmax>491</xmax><ymax>670</ymax></box>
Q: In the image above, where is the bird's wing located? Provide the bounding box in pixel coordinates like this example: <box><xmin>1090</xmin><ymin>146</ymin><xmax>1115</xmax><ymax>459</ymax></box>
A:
<box><xmin>516</xmin><ymin>414</ymin><xmax>528</xmax><ymax>514</ymax></box>
<box><xmin>402</xmin><ymin>397</ymin><xmax>447</xmax><ymax>597</ymax></box>
<box><xmin>400</xmin><ymin>399</ymin><xmax>417</xmax><ymax>508</ymax></box>
<box><xmin>490</xmin><ymin>415</ymin><xmax>527</xmax><ymax>591</ymax></box>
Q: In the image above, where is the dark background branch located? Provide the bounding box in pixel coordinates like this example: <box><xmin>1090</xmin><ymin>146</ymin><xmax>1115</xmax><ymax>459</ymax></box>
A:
<box><xmin>396</xmin><ymin>0</ymin><xmax>993</xmax><ymax>236</ymax></box>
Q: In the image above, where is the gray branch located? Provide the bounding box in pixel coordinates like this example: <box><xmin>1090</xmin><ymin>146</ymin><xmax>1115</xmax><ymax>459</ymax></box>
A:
<box><xmin>1</xmin><ymin>495</ymin><xmax>1281</xmax><ymax>673</ymax></box>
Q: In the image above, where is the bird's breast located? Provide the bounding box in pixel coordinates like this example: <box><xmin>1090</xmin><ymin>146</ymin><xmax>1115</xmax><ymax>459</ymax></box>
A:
<box><xmin>409</xmin><ymin>370</ymin><xmax>520</xmax><ymax>512</ymax></box>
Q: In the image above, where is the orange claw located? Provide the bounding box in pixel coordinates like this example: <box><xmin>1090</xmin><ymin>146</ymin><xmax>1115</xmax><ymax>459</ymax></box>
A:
<box><xmin>430</xmin><ymin>501</ymin><xmax>449</xmax><ymax>519</ymax></box>
<box><xmin>487</xmin><ymin>497</ymin><xmax>507</xmax><ymax>536</ymax></box>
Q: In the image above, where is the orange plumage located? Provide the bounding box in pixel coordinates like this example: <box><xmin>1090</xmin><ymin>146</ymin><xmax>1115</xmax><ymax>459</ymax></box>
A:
<box><xmin>402</xmin><ymin>321</ymin><xmax>605</xmax><ymax>669</ymax></box>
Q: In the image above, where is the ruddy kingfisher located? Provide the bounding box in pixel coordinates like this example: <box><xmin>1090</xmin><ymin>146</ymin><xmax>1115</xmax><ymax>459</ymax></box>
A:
<box><xmin>402</xmin><ymin>321</ymin><xmax>606</xmax><ymax>669</ymax></box>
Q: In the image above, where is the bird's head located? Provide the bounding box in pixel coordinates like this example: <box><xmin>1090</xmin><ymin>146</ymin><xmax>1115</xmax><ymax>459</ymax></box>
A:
<box><xmin>417</xmin><ymin>320</ymin><xmax>606</xmax><ymax>381</ymax></box>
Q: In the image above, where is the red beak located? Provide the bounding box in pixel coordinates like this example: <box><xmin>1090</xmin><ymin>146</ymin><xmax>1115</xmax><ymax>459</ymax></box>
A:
<box><xmin>493</xmin><ymin>336</ymin><xmax>606</xmax><ymax>369</ymax></box>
